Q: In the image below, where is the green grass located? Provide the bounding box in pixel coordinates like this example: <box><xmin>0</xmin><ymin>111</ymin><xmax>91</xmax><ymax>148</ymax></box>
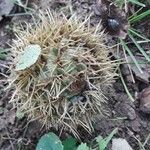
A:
<box><xmin>128</xmin><ymin>0</ymin><xmax>145</xmax><ymax>7</ymax></box>
<box><xmin>96</xmin><ymin>128</ymin><xmax>118</xmax><ymax>150</ymax></box>
<box><xmin>119</xmin><ymin>67</ymin><xmax>135</xmax><ymax>102</ymax></box>
<box><xmin>129</xmin><ymin>9</ymin><xmax>150</xmax><ymax>23</ymax></box>
<box><xmin>120</xmin><ymin>38</ymin><xmax>143</xmax><ymax>73</ymax></box>
<box><xmin>116</xmin><ymin>0</ymin><xmax>150</xmax><ymax>101</ymax></box>
<box><xmin>128</xmin><ymin>31</ymin><xmax>150</xmax><ymax>61</ymax></box>
<box><xmin>113</xmin><ymin>0</ymin><xmax>146</xmax><ymax>8</ymax></box>
<box><xmin>132</xmin><ymin>133</ymin><xmax>150</xmax><ymax>150</ymax></box>
<box><xmin>128</xmin><ymin>28</ymin><xmax>150</xmax><ymax>41</ymax></box>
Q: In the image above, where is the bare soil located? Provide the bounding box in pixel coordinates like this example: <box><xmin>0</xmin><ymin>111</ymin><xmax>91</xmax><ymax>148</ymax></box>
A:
<box><xmin>0</xmin><ymin>0</ymin><xmax>150</xmax><ymax>150</ymax></box>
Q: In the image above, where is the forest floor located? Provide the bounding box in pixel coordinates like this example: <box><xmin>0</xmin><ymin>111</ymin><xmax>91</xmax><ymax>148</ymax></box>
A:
<box><xmin>0</xmin><ymin>0</ymin><xmax>150</xmax><ymax>150</ymax></box>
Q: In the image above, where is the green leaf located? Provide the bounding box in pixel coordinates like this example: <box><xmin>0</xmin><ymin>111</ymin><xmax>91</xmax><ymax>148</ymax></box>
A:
<box><xmin>96</xmin><ymin>128</ymin><xmax>118</xmax><ymax>150</ymax></box>
<box><xmin>36</xmin><ymin>132</ymin><xmax>63</xmax><ymax>150</ymax></box>
<box><xmin>62</xmin><ymin>137</ymin><xmax>77</xmax><ymax>150</ymax></box>
<box><xmin>103</xmin><ymin>128</ymin><xmax>118</xmax><ymax>147</ymax></box>
<box><xmin>77</xmin><ymin>143</ymin><xmax>89</xmax><ymax>150</ymax></box>
<box><xmin>15</xmin><ymin>44</ymin><xmax>41</xmax><ymax>71</ymax></box>
<box><xmin>96</xmin><ymin>136</ymin><xmax>106</xmax><ymax>150</ymax></box>
<box><xmin>96</xmin><ymin>135</ymin><xmax>104</xmax><ymax>144</ymax></box>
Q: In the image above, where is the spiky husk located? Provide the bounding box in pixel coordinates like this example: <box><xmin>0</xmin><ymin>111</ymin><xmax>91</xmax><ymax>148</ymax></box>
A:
<box><xmin>9</xmin><ymin>10</ymin><xmax>116</xmax><ymax>137</ymax></box>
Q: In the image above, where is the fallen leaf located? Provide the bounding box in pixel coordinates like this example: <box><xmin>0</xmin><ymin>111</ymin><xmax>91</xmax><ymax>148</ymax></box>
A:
<box><xmin>112</xmin><ymin>138</ymin><xmax>133</xmax><ymax>150</ymax></box>
<box><xmin>15</xmin><ymin>44</ymin><xmax>41</xmax><ymax>71</ymax></box>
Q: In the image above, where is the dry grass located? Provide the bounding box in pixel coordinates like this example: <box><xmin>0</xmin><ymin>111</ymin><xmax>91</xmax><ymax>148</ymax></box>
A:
<box><xmin>8</xmin><ymin>9</ymin><xmax>117</xmax><ymax>138</ymax></box>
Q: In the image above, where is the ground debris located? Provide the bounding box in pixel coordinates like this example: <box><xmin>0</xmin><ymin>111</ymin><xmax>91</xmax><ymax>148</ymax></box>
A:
<box><xmin>0</xmin><ymin>0</ymin><xmax>14</xmax><ymax>21</ymax></box>
<box><xmin>112</xmin><ymin>138</ymin><xmax>133</xmax><ymax>150</ymax></box>
<box><xmin>0</xmin><ymin>109</ymin><xmax>16</xmax><ymax>131</ymax></box>
<box><xmin>0</xmin><ymin>1</ymin><xmax>150</xmax><ymax>150</ymax></box>
<box><xmin>127</xmin><ymin>56</ymin><xmax>150</xmax><ymax>84</ymax></box>
<box><xmin>115</xmin><ymin>98</ymin><xmax>136</xmax><ymax>120</ymax></box>
<box><xmin>139</xmin><ymin>87</ymin><xmax>150</xmax><ymax>114</ymax></box>
<box><xmin>92</xmin><ymin>0</ymin><xmax>128</xmax><ymax>38</ymax></box>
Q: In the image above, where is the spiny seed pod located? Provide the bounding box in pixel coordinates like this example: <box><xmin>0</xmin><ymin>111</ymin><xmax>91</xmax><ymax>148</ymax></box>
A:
<box><xmin>8</xmin><ymin>9</ymin><xmax>117</xmax><ymax>138</ymax></box>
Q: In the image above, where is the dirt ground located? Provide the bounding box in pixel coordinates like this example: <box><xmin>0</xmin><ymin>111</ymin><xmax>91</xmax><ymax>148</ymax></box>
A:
<box><xmin>0</xmin><ymin>0</ymin><xmax>150</xmax><ymax>150</ymax></box>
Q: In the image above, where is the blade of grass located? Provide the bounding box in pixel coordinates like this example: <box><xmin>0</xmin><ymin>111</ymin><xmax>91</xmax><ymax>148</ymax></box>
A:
<box><xmin>132</xmin><ymin>134</ymin><xmax>146</xmax><ymax>150</ymax></box>
<box><xmin>128</xmin><ymin>28</ymin><xmax>150</xmax><ymax>42</ymax></box>
<box><xmin>128</xmin><ymin>0</ymin><xmax>145</xmax><ymax>7</ymax></box>
<box><xmin>96</xmin><ymin>128</ymin><xmax>118</xmax><ymax>150</ymax></box>
<box><xmin>120</xmin><ymin>39</ymin><xmax>143</xmax><ymax>73</ymax></box>
<box><xmin>123</xmin><ymin>44</ymin><xmax>135</xmax><ymax>83</ymax></box>
<box><xmin>119</xmin><ymin>68</ymin><xmax>135</xmax><ymax>102</ymax></box>
<box><xmin>128</xmin><ymin>32</ymin><xmax>150</xmax><ymax>62</ymax></box>
<box><xmin>109</xmin><ymin>117</ymin><xmax>127</xmax><ymax>121</ymax></box>
<box><xmin>143</xmin><ymin>134</ymin><xmax>150</xmax><ymax>147</ymax></box>
<box><xmin>129</xmin><ymin>10</ymin><xmax>150</xmax><ymax>23</ymax></box>
<box><xmin>104</xmin><ymin>128</ymin><xmax>118</xmax><ymax>146</ymax></box>
<box><xmin>128</xmin><ymin>7</ymin><xmax>143</xmax><ymax>20</ymax></box>
<box><xmin>136</xmin><ymin>40</ymin><xmax>150</xmax><ymax>44</ymax></box>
